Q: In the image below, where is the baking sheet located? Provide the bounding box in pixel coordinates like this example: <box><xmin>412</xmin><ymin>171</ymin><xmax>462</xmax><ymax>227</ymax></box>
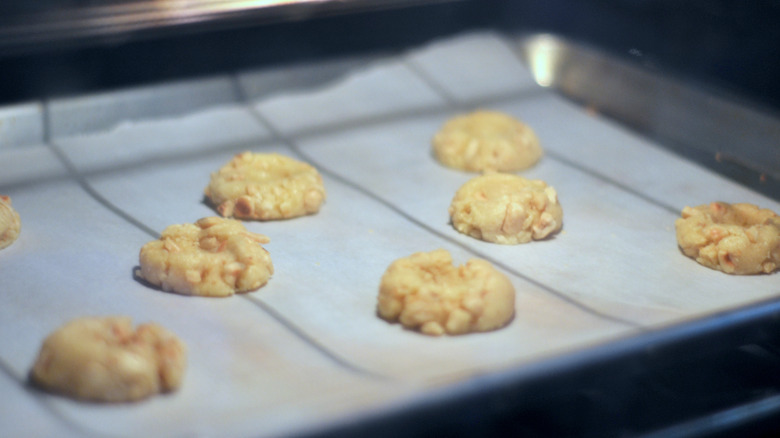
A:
<box><xmin>0</xmin><ymin>32</ymin><xmax>778</xmax><ymax>437</ymax></box>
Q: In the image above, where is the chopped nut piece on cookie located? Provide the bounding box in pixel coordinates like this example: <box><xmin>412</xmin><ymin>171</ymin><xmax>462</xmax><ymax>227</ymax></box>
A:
<box><xmin>675</xmin><ymin>202</ymin><xmax>780</xmax><ymax>274</ymax></box>
<box><xmin>449</xmin><ymin>173</ymin><xmax>563</xmax><ymax>244</ymax></box>
<box><xmin>378</xmin><ymin>249</ymin><xmax>515</xmax><ymax>336</ymax></box>
<box><xmin>0</xmin><ymin>195</ymin><xmax>21</xmax><ymax>250</ymax></box>
<box><xmin>30</xmin><ymin>317</ymin><xmax>186</xmax><ymax>402</ymax></box>
<box><xmin>138</xmin><ymin>217</ymin><xmax>273</xmax><ymax>296</ymax></box>
<box><xmin>205</xmin><ymin>152</ymin><xmax>326</xmax><ymax>220</ymax></box>
<box><xmin>432</xmin><ymin>110</ymin><xmax>542</xmax><ymax>172</ymax></box>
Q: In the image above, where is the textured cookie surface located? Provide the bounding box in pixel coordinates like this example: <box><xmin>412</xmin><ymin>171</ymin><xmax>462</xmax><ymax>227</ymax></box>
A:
<box><xmin>30</xmin><ymin>316</ymin><xmax>186</xmax><ymax>402</ymax></box>
<box><xmin>675</xmin><ymin>202</ymin><xmax>780</xmax><ymax>274</ymax></box>
<box><xmin>449</xmin><ymin>173</ymin><xmax>563</xmax><ymax>244</ymax></box>
<box><xmin>0</xmin><ymin>195</ymin><xmax>21</xmax><ymax>250</ymax></box>
<box><xmin>432</xmin><ymin>110</ymin><xmax>542</xmax><ymax>172</ymax></box>
<box><xmin>378</xmin><ymin>249</ymin><xmax>515</xmax><ymax>336</ymax></box>
<box><xmin>139</xmin><ymin>217</ymin><xmax>273</xmax><ymax>296</ymax></box>
<box><xmin>205</xmin><ymin>152</ymin><xmax>326</xmax><ymax>220</ymax></box>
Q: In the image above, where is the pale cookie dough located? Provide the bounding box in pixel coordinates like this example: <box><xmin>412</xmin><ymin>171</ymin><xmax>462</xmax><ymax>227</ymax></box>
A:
<box><xmin>675</xmin><ymin>201</ymin><xmax>780</xmax><ymax>275</ymax></box>
<box><xmin>449</xmin><ymin>173</ymin><xmax>563</xmax><ymax>244</ymax></box>
<box><xmin>205</xmin><ymin>152</ymin><xmax>326</xmax><ymax>220</ymax></box>
<box><xmin>138</xmin><ymin>217</ymin><xmax>274</xmax><ymax>297</ymax></box>
<box><xmin>30</xmin><ymin>316</ymin><xmax>186</xmax><ymax>402</ymax></box>
<box><xmin>432</xmin><ymin>110</ymin><xmax>542</xmax><ymax>172</ymax></box>
<box><xmin>0</xmin><ymin>195</ymin><xmax>21</xmax><ymax>250</ymax></box>
<box><xmin>377</xmin><ymin>249</ymin><xmax>515</xmax><ymax>336</ymax></box>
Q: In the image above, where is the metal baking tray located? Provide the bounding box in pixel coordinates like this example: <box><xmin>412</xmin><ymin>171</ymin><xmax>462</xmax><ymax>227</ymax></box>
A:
<box><xmin>1</xmin><ymin>24</ymin><xmax>779</xmax><ymax>438</ymax></box>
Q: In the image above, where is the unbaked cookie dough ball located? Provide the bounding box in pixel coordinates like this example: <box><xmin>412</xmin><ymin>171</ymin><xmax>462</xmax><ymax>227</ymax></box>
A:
<box><xmin>205</xmin><ymin>152</ymin><xmax>326</xmax><ymax>220</ymax></box>
<box><xmin>138</xmin><ymin>217</ymin><xmax>273</xmax><ymax>297</ymax></box>
<box><xmin>30</xmin><ymin>316</ymin><xmax>186</xmax><ymax>402</ymax></box>
<box><xmin>432</xmin><ymin>110</ymin><xmax>542</xmax><ymax>172</ymax></box>
<box><xmin>378</xmin><ymin>249</ymin><xmax>515</xmax><ymax>336</ymax></box>
<box><xmin>0</xmin><ymin>195</ymin><xmax>21</xmax><ymax>250</ymax></box>
<box><xmin>675</xmin><ymin>201</ymin><xmax>780</xmax><ymax>274</ymax></box>
<box><xmin>449</xmin><ymin>173</ymin><xmax>563</xmax><ymax>244</ymax></box>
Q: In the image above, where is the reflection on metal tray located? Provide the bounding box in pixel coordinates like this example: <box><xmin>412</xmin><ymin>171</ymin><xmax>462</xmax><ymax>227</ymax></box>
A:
<box><xmin>519</xmin><ymin>33</ymin><xmax>780</xmax><ymax>199</ymax></box>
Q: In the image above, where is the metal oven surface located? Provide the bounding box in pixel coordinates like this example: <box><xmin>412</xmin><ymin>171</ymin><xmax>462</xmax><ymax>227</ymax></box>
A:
<box><xmin>0</xmin><ymin>29</ymin><xmax>779</xmax><ymax>437</ymax></box>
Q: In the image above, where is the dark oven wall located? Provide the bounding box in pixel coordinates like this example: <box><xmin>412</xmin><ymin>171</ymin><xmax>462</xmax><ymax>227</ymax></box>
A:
<box><xmin>0</xmin><ymin>0</ymin><xmax>779</xmax><ymax>112</ymax></box>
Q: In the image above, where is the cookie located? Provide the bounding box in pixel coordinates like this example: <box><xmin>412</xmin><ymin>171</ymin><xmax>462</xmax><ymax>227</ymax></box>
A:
<box><xmin>205</xmin><ymin>152</ymin><xmax>326</xmax><ymax>220</ymax></box>
<box><xmin>675</xmin><ymin>201</ymin><xmax>780</xmax><ymax>274</ymax></box>
<box><xmin>0</xmin><ymin>195</ymin><xmax>21</xmax><ymax>250</ymax></box>
<box><xmin>30</xmin><ymin>316</ymin><xmax>186</xmax><ymax>402</ymax></box>
<box><xmin>432</xmin><ymin>110</ymin><xmax>542</xmax><ymax>172</ymax></box>
<box><xmin>138</xmin><ymin>217</ymin><xmax>273</xmax><ymax>297</ymax></box>
<box><xmin>377</xmin><ymin>249</ymin><xmax>515</xmax><ymax>336</ymax></box>
<box><xmin>449</xmin><ymin>173</ymin><xmax>563</xmax><ymax>244</ymax></box>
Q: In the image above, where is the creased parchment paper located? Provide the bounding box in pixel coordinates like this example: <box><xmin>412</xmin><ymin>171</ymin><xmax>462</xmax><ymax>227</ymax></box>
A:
<box><xmin>0</xmin><ymin>32</ymin><xmax>778</xmax><ymax>438</ymax></box>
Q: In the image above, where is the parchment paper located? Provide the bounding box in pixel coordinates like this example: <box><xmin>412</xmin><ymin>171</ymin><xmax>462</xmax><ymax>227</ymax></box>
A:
<box><xmin>0</xmin><ymin>32</ymin><xmax>778</xmax><ymax>438</ymax></box>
